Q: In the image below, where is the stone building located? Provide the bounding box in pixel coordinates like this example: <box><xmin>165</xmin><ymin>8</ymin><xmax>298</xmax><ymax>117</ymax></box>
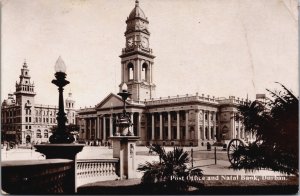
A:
<box><xmin>1</xmin><ymin>60</ymin><xmax>76</xmax><ymax>144</ymax></box>
<box><xmin>76</xmin><ymin>1</ymin><xmax>254</xmax><ymax>146</ymax></box>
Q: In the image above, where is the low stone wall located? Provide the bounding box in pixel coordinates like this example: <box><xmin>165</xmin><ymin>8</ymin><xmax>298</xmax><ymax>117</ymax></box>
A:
<box><xmin>77</xmin><ymin>159</ymin><xmax>120</xmax><ymax>187</ymax></box>
<box><xmin>2</xmin><ymin>159</ymin><xmax>73</xmax><ymax>194</ymax></box>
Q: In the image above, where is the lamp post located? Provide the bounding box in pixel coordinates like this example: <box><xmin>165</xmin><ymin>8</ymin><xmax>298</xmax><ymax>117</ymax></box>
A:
<box><xmin>116</xmin><ymin>83</ymin><xmax>133</xmax><ymax>136</ymax></box>
<box><xmin>49</xmin><ymin>56</ymin><xmax>74</xmax><ymax>144</ymax></box>
<box><xmin>110</xmin><ymin>83</ymin><xmax>139</xmax><ymax>179</ymax></box>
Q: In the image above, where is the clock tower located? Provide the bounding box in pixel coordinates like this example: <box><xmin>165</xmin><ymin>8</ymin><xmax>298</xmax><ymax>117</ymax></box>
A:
<box><xmin>119</xmin><ymin>0</ymin><xmax>156</xmax><ymax>101</ymax></box>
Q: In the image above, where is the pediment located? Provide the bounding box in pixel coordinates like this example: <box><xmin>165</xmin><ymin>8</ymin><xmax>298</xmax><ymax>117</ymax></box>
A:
<box><xmin>95</xmin><ymin>93</ymin><xmax>128</xmax><ymax>109</ymax></box>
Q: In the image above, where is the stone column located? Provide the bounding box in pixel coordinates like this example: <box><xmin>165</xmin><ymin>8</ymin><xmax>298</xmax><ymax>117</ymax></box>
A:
<box><xmin>89</xmin><ymin>118</ymin><xmax>92</xmax><ymax>140</ymax></box>
<box><xmin>231</xmin><ymin>112</ymin><xmax>235</xmax><ymax>139</ymax></box>
<box><xmin>195</xmin><ymin>109</ymin><xmax>200</xmax><ymax>143</ymax></box>
<box><xmin>208</xmin><ymin>111</ymin><xmax>211</xmax><ymax>140</ymax></box>
<box><xmin>130</xmin><ymin>113</ymin><xmax>134</xmax><ymax>134</ymax></box>
<box><xmin>185</xmin><ymin>110</ymin><xmax>189</xmax><ymax>140</ymax></box>
<box><xmin>150</xmin><ymin>63</ymin><xmax>153</xmax><ymax>83</ymax></box>
<box><xmin>109</xmin><ymin>115</ymin><xmax>113</xmax><ymax>137</ymax></box>
<box><xmin>95</xmin><ymin>117</ymin><xmax>98</xmax><ymax>139</ymax></box>
<box><xmin>176</xmin><ymin>111</ymin><xmax>180</xmax><ymax>140</ymax></box>
<box><xmin>151</xmin><ymin>113</ymin><xmax>155</xmax><ymax>140</ymax></box>
<box><xmin>159</xmin><ymin>113</ymin><xmax>163</xmax><ymax>140</ymax></box>
<box><xmin>237</xmin><ymin>119</ymin><xmax>240</xmax><ymax>139</ymax></box>
<box><xmin>203</xmin><ymin>110</ymin><xmax>206</xmax><ymax>140</ymax></box>
<box><xmin>103</xmin><ymin>116</ymin><xmax>106</xmax><ymax>141</ymax></box>
<box><xmin>137</xmin><ymin>113</ymin><xmax>141</xmax><ymax>137</ymax></box>
<box><xmin>213</xmin><ymin>112</ymin><xmax>217</xmax><ymax>140</ymax></box>
<box><xmin>167</xmin><ymin>112</ymin><xmax>171</xmax><ymax>140</ymax></box>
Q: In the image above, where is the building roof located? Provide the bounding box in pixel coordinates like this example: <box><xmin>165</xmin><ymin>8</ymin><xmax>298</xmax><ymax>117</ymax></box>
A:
<box><xmin>128</xmin><ymin>0</ymin><xmax>147</xmax><ymax>21</ymax></box>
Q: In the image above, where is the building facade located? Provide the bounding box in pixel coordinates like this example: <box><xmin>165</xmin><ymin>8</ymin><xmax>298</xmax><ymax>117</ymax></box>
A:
<box><xmin>1</xmin><ymin>61</ymin><xmax>76</xmax><ymax>144</ymax></box>
<box><xmin>76</xmin><ymin>1</ymin><xmax>254</xmax><ymax>146</ymax></box>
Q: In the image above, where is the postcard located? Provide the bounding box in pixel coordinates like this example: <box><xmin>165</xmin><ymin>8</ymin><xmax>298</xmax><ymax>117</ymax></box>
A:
<box><xmin>1</xmin><ymin>0</ymin><xmax>298</xmax><ymax>195</ymax></box>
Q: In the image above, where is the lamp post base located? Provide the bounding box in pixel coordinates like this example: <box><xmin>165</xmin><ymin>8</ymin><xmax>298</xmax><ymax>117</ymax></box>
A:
<box><xmin>34</xmin><ymin>144</ymin><xmax>84</xmax><ymax>193</ymax></box>
<box><xmin>109</xmin><ymin>136</ymin><xmax>140</xmax><ymax>179</ymax></box>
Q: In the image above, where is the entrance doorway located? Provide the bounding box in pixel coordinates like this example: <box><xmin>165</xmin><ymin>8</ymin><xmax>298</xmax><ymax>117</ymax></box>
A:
<box><xmin>26</xmin><ymin>135</ymin><xmax>31</xmax><ymax>143</ymax></box>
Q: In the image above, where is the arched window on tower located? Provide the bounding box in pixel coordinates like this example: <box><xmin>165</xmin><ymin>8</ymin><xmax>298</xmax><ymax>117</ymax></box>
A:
<box><xmin>142</xmin><ymin>63</ymin><xmax>148</xmax><ymax>82</ymax></box>
<box><xmin>127</xmin><ymin>63</ymin><xmax>134</xmax><ymax>81</ymax></box>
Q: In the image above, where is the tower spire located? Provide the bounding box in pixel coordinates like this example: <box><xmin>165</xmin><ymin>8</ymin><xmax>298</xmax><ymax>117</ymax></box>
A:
<box><xmin>23</xmin><ymin>59</ymin><xmax>28</xmax><ymax>68</ymax></box>
<box><xmin>135</xmin><ymin>0</ymin><xmax>139</xmax><ymax>7</ymax></box>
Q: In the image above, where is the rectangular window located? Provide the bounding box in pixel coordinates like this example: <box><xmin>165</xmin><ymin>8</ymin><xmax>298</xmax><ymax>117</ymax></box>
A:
<box><xmin>25</xmin><ymin>125</ymin><xmax>28</xmax><ymax>129</ymax></box>
<box><xmin>25</xmin><ymin>117</ymin><xmax>28</xmax><ymax>122</ymax></box>
<box><xmin>29</xmin><ymin>117</ymin><xmax>31</xmax><ymax>122</ymax></box>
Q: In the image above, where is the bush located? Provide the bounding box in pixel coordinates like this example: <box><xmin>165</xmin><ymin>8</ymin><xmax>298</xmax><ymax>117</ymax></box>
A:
<box><xmin>138</xmin><ymin>144</ymin><xmax>203</xmax><ymax>192</ymax></box>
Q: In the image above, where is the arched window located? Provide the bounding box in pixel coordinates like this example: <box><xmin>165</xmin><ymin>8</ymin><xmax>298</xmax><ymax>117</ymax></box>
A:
<box><xmin>36</xmin><ymin>129</ymin><xmax>42</xmax><ymax>138</ymax></box>
<box><xmin>127</xmin><ymin>63</ymin><xmax>134</xmax><ymax>80</ymax></box>
<box><xmin>44</xmin><ymin>130</ymin><xmax>48</xmax><ymax>138</ymax></box>
<box><xmin>141</xmin><ymin>63</ymin><xmax>148</xmax><ymax>81</ymax></box>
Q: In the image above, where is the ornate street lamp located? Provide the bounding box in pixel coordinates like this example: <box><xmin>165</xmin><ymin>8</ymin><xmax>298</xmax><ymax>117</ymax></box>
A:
<box><xmin>49</xmin><ymin>56</ymin><xmax>74</xmax><ymax>144</ymax></box>
<box><xmin>116</xmin><ymin>83</ymin><xmax>133</xmax><ymax>136</ymax></box>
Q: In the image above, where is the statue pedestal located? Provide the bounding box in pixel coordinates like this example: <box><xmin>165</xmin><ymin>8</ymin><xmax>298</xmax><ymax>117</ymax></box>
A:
<box><xmin>34</xmin><ymin>144</ymin><xmax>84</xmax><ymax>193</ymax></box>
<box><xmin>109</xmin><ymin>136</ymin><xmax>139</xmax><ymax>179</ymax></box>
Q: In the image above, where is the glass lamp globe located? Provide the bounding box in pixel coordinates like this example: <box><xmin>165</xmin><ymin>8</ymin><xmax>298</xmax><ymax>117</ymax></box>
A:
<box><xmin>55</xmin><ymin>56</ymin><xmax>67</xmax><ymax>73</ymax></box>
<box><xmin>121</xmin><ymin>83</ymin><xmax>128</xmax><ymax>92</ymax></box>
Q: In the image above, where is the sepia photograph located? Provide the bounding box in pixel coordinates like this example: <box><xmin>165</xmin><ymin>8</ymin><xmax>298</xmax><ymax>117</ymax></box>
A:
<box><xmin>1</xmin><ymin>0</ymin><xmax>299</xmax><ymax>194</ymax></box>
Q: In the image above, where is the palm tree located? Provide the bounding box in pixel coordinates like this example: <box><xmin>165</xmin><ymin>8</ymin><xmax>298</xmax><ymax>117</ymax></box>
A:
<box><xmin>137</xmin><ymin>144</ymin><xmax>203</xmax><ymax>192</ymax></box>
<box><xmin>234</xmin><ymin>82</ymin><xmax>298</xmax><ymax>175</ymax></box>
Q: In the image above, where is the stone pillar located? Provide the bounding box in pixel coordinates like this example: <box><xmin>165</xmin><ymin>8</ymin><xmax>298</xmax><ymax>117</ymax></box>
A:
<box><xmin>213</xmin><ymin>112</ymin><xmax>217</xmax><ymax>140</ymax></box>
<box><xmin>137</xmin><ymin>113</ymin><xmax>141</xmax><ymax>137</ymax></box>
<box><xmin>208</xmin><ymin>111</ymin><xmax>211</xmax><ymax>140</ymax></box>
<box><xmin>185</xmin><ymin>110</ymin><xmax>189</xmax><ymax>140</ymax></box>
<box><xmin>130</xmin><ymin>113</ymin><xmax>134</xmax><ymax>134</ymax></box>
<box><xmin>151</xmin><ymin>113</ymin><xmax>155</xmax><ymax>140</ymax></box>
<box><xmin>35</xmin><ymin>144</ymin><xmax>84</xmax><ymax>193</ymax></box>
<box><xmin>176</xmin><ymin>111</ymin><xmax>180</xmax><ymax>140</ymax></box>
<box><xmin>103</xmin><ymin>116</ymin><xmax>106</xmax><ymax>141</ymax></box>
<box><xmin>167</xmin><ymin>112</ymin><xmax>171</xmax><ymax>140</ymax></box>
<box><xmin>89</xmin><ymin>119</ymin><xmax>92</xmax><ymax>140</ymax></box>
<box><xmin>194</xmin><ymin>109</ymin><xmax>200</xmax><ymax>146</ymax></box>
<box><xmin>231</xmin><ymin>112</ymin><xmax>235</xmax><ymax>139</ymax></box>
<box><xmin>237</xmin><ymin>119</ymin><xmax>241</xmax><ymax>139</ymax></box>
<box><xmin>159</xmin><ymin>113</ymin><xmax>163</xmax><ymax>140</ymax></box>
<box><xmin>203</xmin><ymin>110</ymin><xmax>206</xmax><ymax>140</ymax></box>
<box><xmin>110</xmin><ymin>136</ymin><xmax>140</xmax><ymax>180</ymax></box>
<box><xmin>96</xmin><ymin>117</ymin><xmax>98</xmax><ymax>139</ymax></box>
<box><xmin>109</xmin><ymin>115</ymin><xmax>113</xmax><ymax>137</ymax></box>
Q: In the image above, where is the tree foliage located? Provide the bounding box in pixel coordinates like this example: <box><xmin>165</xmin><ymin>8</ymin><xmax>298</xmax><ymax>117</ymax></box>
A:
<box><xmin>137</xmin><ymin>145</ymin><xmax>203</xmax><ymax>192</ymax></box>
<box><xmin>235</xmin><ymin>82</ymin><xmax>298</xmax><ymax>175</ymax></box>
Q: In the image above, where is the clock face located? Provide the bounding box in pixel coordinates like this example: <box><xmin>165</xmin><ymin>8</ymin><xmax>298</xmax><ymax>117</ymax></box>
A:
<box><xmin>141</xmin><ymin>37</ymin><xmax>149</xmax><ymax>48</ymax></box>
<box><xmin>127</xmin><ymin>38</ymin><xmax>134</xmax><ymax>47</ymax></box>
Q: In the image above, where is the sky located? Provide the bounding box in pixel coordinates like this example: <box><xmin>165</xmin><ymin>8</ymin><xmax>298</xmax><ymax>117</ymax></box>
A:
<box><xmin>1</xmin><ymin>0</ymin><xmax>298</xmax><ymax>108</ymax></box>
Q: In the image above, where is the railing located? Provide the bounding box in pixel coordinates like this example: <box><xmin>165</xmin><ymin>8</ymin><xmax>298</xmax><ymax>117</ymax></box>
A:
<box><xmin>2</xmin><ymin>159</ymin><xmax>73</xmax><ymax>194</ymax></box>
<box><xmin>145</xmin><ymin>94</ymin><xmax>219</xmax><ymax>106</ymax></box>
<box><xmin>76</xmin><ymin>159</ymin><xmax>119</xmax><ymax>187</ymax></box>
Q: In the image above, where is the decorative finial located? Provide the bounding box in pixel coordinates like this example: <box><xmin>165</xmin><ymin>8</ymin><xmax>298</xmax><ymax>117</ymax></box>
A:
<box><xmin>135</xmin><ymin>0</ymin><xmax>139</xmax><ymax>7</ymax></box>
<box><xmin>23</xmin><ymin>59</ymin><xmax>28</xmax><ymax>68</ymax></box>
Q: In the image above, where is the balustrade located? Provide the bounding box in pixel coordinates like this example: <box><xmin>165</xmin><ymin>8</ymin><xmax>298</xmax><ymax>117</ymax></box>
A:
<box><xmin>76</xmin><ymin>159</ymin><xmax>119</xmax><ymax>187</ymax></box>
<box><xmin>2</xmin><ymin>159</ymin><xmax>73</xmax><ymax>194</ymax></box>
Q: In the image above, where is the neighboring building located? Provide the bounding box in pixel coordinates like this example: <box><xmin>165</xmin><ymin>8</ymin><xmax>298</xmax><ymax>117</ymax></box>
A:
<box><xmin>1</xmin><ymin>61</ymin><xmax>76</xmax><ymax>144</ymax></box>
<box><xmin>76</xmin><ymin>1</ymin><xmax>255</xmax><ymax>147</ymax></box>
